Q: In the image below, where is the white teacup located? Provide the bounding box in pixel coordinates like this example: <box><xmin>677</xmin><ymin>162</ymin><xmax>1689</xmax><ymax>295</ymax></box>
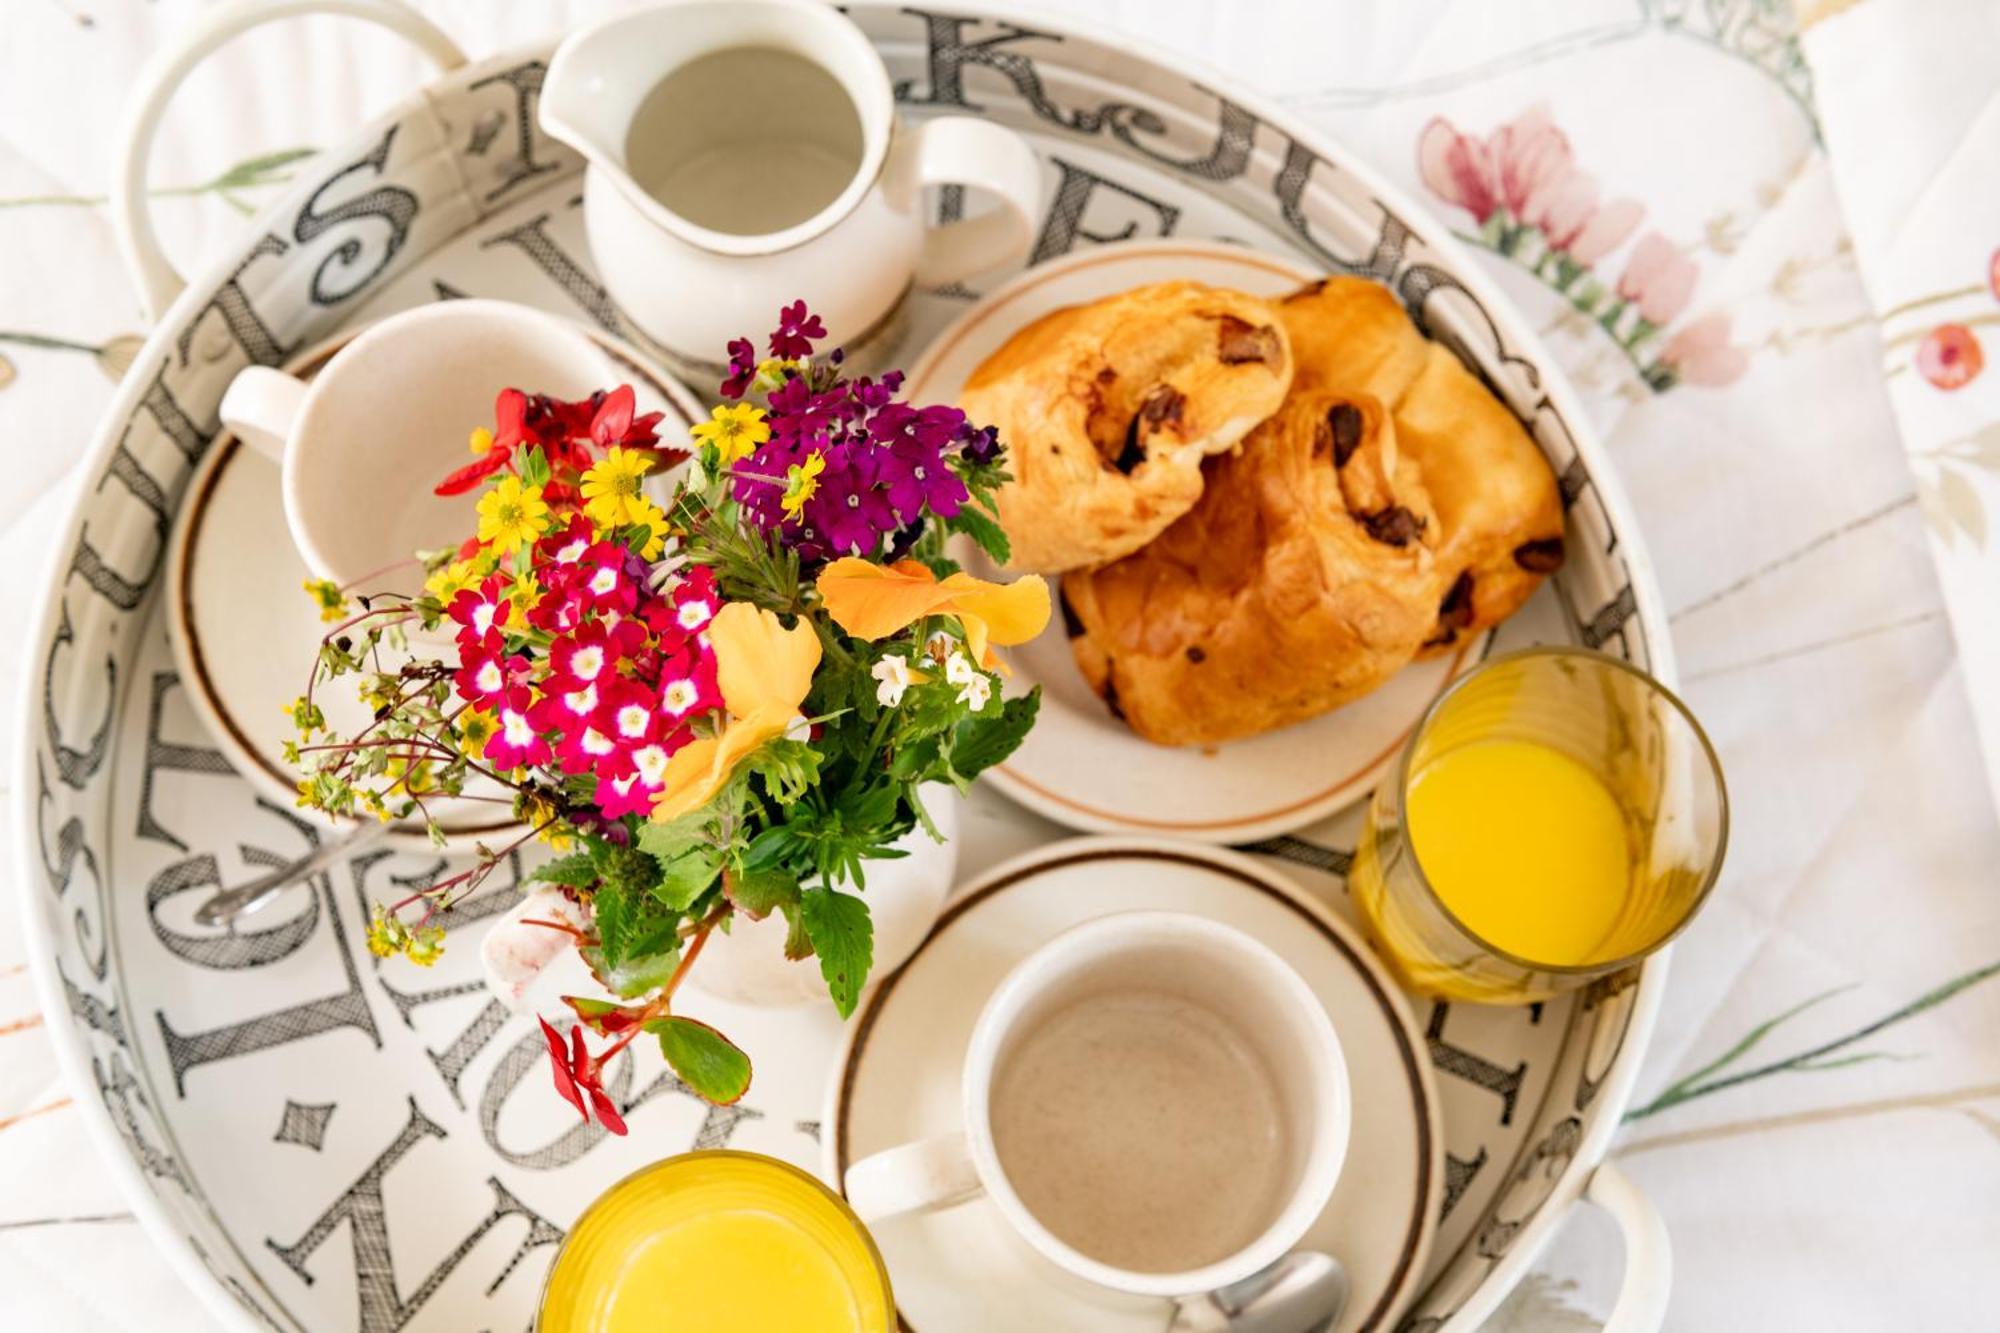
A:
<box><xmin>218</xmin><ymin>300</ymin><xmax>621</xmax><ymax>593</ymax></box>
<box><xmin>844</xmin><ymin>911</ymin><xmax>1350</xmax><ymax>1312</ymax></box>
<box><xmin>539</xmin><ymin>0</ymin><xmax>1043</xmax><ymax>374</ymax></box>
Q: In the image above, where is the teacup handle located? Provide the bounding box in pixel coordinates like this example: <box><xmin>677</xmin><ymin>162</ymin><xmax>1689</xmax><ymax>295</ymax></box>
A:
<box><xmin>219</xmin><ymin>366</ymin><xmax>310</xmax><ymax>465</ymax></box>
<box><xmin>843</xmin><ymin>1131</ymin><xmax>983</xmax><ymax>1222</ymax></box>
<box><xmin>902</xmin><ymin>117</ymin><xmax>1044</xmax><ymax>287</ymax></box>
<box><xmin>112</xmin><ymin>0</ymin><xmax>465</xmax><ymax>321</ymax></box>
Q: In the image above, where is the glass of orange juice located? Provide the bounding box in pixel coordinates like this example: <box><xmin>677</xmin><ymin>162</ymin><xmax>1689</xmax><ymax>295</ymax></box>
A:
<box><xmin>539</xmin><ymin>1150</ymin><xmax>894</xmax><ymax>1333</ymax></box>
<box><xmin>1351</xmin><ymin>647</ymin><xmax>1726</xmax><ymax>1003</ymax></box>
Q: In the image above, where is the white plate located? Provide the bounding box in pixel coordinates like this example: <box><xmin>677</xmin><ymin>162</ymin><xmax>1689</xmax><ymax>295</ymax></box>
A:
<box><xmin>906</xmin><ymin>241</ymin><xmax>1481</xmax><ymax>842</ymax></box>
<box><xmin>162</xmin><ymin>323</ymin><xmax>703</xmax><ymax>850</ymax></box>
<box><xmin>827</xmin><ymin>838</ymin><xmax>1443</xmax><ymax>1332</ymax></box>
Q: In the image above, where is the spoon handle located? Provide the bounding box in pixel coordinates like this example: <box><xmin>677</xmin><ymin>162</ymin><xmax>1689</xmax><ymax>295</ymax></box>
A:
<box><xmin>194</xmin><ymin>824</ymin><xmax>392</xmax><ymax>926</ymax></box>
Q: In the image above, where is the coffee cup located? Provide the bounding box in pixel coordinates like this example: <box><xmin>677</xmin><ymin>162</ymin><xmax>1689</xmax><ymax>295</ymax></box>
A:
<box><xmin>539</xmin><ymin>0</ymin><xmax>1044</xmax><ymax>376</ymax></box>
<box><xmin>843</xmin><ymin>911</ymin><xmax>1350</xmax><ymax>1313</ymax></box>
<box><xmin>217</xmin><ymin>299</ymin><xmax>621</xmax><ymax>593</ymax></box>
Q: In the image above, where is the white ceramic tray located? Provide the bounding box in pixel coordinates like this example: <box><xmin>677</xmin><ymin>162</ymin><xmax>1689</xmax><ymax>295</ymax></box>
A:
<box><xmin>16</xmin><ymin>3</ymin><xmax>1672</xmax><ymax>1330</ymax></box>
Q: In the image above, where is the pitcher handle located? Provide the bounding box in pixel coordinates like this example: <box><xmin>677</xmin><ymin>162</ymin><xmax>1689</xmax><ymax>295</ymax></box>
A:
<box><xmin>112</xmin><ymin>0</ymin><xmax>466</xmax><ymax>321</ymax></box>
<box><xmin>904</xmin><ymin>117</ymin><xmax>1044</xmax><ymax>288</ymax></box>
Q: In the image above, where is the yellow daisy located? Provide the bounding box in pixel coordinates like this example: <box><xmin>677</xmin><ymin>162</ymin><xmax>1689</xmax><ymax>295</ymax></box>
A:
<box><xmin>477</xmin><ymin>476</ymin><xmax>550</xmax><ymax>549</ymax></box>
<box><xmin>782</xmin><ymin>451</ymin><xmax>826</xmax><ymax>519</ymax></box>
<box><xmin>466</xmin><ymin>425</ymin><xmax>495</xmax><ymax>455</ymax></box>
<box><xmin>628</xmin><ymin>495</ymin><xmax>669</xmax><ymax>559</ymax></box>
<box><xmin>303</xmin><ymin>578</ymin><xmax>348</xmax><ymax>624</ymax></box>
<box><xmin>456</xmin><ymin>708</ymin><xmax>498</xmax><ymax>757</ymax></box>
<box><xmin>580</xmin><ymin>447</ymin><xmax>654</xmax><ymax>529</ymax></box>
<box><xmin>505</xmin><ymin>572</ymin><xmax>542</xmax><ymax>632</ymax></box>
<box><xmin>424</xmin><ymin>557</ymin><xmax>481</xmax><ymax>604</ymax></box>
<box><xmin>689</xmin><ymin>402</ymin><xmax>772</xmax><ymax>464</ymax></box>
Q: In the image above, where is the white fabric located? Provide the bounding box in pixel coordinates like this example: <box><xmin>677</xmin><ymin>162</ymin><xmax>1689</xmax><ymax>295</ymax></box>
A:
<box><xmin>2</xmin><ymin>2</ymin><xmax>1996</xmax><ymax>1330</ymax></box>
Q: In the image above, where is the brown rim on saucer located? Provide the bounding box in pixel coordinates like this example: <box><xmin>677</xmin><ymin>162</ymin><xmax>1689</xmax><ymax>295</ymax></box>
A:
<box><xmin>171</xmin><ymin>322</ymin><xmax>702</xmax><ymax>841</ymax></box>
<box><xmin>1387</xmin><ymin>644</ymin><xmax>1731</xmax><ymax>977</ymax></box>
<box><xmin>533</xmin><ymin>1148</ymin><xmax>897</xmax><ymax>1331</ymax></box>
<box><xmin>831</xmin><ymin>845</ymin><xmax>1438</xmax><ymax>1333</ymax></box>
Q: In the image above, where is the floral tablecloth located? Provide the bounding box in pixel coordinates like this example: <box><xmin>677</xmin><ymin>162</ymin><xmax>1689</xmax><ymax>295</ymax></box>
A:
<box><xmin>3</xmin><ymin>2</ymin><xmax>1996</xmax><ymax>1329</ymax></box>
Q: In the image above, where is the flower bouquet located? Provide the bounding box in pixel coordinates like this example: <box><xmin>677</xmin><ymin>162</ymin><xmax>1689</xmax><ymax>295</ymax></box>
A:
<box><xmin>292</xmin><ymin>303</ymin><xmax>1048</xmax><ymax>1128</ymax></box>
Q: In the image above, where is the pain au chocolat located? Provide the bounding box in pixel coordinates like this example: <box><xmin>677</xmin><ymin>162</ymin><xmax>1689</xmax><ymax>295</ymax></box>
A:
<box><xmin>1061</xmin><ymin>277</ymin><xmax>1565</xmax><ymax>746</ymax></box>
<box><xmin>958</xmin><ymin>282</ymin><xmax>1294</xmax><ymax>573</ymax></box>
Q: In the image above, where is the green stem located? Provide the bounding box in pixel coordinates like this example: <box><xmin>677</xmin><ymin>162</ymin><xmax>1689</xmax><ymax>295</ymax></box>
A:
<box><xmin>1625</xmin><ymin>959</ymin><xmax>2000</xmax><ymax>1121</ymax></box>
<box><xmin>0</xmin><ymin>331</ymin><xmax>103</xmax><ymax>355</ymax></box>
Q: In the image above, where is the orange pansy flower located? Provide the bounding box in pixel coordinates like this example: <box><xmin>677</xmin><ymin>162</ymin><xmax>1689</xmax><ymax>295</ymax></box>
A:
<box><xmin>814</xmin><ymin>558</ymin><xmax>1050</xmax><ymax>668</ymax></box>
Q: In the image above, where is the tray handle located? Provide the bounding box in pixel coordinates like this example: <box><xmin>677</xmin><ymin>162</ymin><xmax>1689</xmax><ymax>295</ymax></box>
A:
<box><xmin>112</xmin><ymin>0</ymin><xmax>467</xmax><ymax>321</ymax></box>
<box><xmin>1580</xmin><ymin>1159</ymin><xmax>1673</xmax><ymax>1332</ymax></box>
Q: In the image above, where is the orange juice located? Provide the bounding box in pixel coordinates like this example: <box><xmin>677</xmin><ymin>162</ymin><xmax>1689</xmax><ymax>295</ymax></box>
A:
<box><xmin>539</xmin><ymin>1152</ymin><xmax>892</xmax><ymax>1333</ymax></box>
<box><xmin>1405</xmin><ymin>737</ymin><xmax>1632</xmax><ymax>965</ymax></box>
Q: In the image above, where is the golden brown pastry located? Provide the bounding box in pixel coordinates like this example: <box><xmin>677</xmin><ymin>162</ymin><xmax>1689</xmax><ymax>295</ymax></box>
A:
<box><xmin>1063</xmin><ymin>388</ymin><xmax>1443</xmax><ymax>746</ymax></box>
<box><xmin>960</xmin><ymin>282</ymin><xmax>1294</xmax><ymax>573</ymax></box>
<box><xmin>1280</xmin><ymin>277</ymin><xmax>1565</xmax><ymax>651</ymax></box>
<box><xmin>1062</xmin><ymin>277</ymin><xmax>1566</xmax><ymax>746</ymax></box>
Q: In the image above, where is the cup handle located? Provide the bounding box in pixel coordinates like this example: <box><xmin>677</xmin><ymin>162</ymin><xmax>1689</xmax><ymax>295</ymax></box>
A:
<box><xmin>1582</xmin><ymin>1160</ymin><xmax>1673</xmax><ymax>1333</ymax></box>
<box><xmin>220</xmin><ymin>366</ymin><xmax>309</xmax><ymax>465</ymax></box>
<box><xmin>842</xmin><ymin>1131</ymin><xmax>983</xmax><ymax>1224</ymax></box>
<box><xmin>112</xmin><ymin>0</ymin><xmax>466</xmax><ymax>321</ymax></box>
<box><xmin>904</xmin><ymin>117</ymin><xmax>1044</xmax><ymax>287</ymax></box>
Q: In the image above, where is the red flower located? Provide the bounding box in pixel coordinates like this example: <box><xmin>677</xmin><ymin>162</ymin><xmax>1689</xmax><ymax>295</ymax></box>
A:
<box><xmin>447</xmin><ymin>576</ymin><xmax>511</xmax><ymax>643</ymax></box>
<box><xmin>451</xmin><ymin>630</ymin><xmax>519</xmax><ymax>708</ymax></box>
<box><xmin>539</xmin><ymin>1016</ymin><xmax>627</xmax><ymax>1135</ymax></box>
<box><xmin>1918</xmin><ymin>323</ymin><xmax>1984</xmax><ymax>390</ymax></box>
<box><xmin>656</xmin><ymin>643</ymin><xmax>722</xmax><ymax>722</ymax></box>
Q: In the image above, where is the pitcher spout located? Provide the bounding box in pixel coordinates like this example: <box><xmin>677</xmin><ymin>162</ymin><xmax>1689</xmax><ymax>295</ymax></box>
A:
<box><xmin>538</xmin><ymin>7</ymin><xmax>680</xmax><ymax>176</ymax></box>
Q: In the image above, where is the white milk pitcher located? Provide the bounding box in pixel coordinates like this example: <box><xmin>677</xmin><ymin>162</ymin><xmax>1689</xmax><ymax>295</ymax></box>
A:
<box><xmin>539</xmin><ymin>0</ymin><xmax>1043</xmax><ymax>376</ymax></box>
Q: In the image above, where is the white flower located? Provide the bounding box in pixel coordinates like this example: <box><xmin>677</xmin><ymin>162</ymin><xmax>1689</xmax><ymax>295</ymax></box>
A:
<box><xmin>956</xmin><ymin>671</ymin><xmax>992</xmax><ymax>712</ymax></box>
<box><xmin>872</xmin><ymin>654</ymin><xmax>919</xmax><ymax>706</ymax></box>
<box><xmin>945</xmin><ymin>651</ymin><xmax>978</xmax><ymax>686</ymax></box>
<box><xmin>782</xmin><ymin>712</ymin><xmax>813</xmax><ymax>743</ymax></box>
<box><xmin>925</xmin><ymin>630</ymin><xmax>957</xmax><ymax>662</ymax></box>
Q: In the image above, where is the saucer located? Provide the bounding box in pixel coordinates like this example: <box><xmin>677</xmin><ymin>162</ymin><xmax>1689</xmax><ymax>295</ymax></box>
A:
<box><xmin>163</xmin><ymin>320</ymin><xmax>704</xmax><ymax>850</ymax></box>
<box><xmin>825</xmin><ymin>837</ymin><xmax>1442</xmax><ymax>1333</ymax></box>
<box><xmin>904</xmin><ymin>240</ymin><xmax>1481</xmax><ymax>841</ymax></box>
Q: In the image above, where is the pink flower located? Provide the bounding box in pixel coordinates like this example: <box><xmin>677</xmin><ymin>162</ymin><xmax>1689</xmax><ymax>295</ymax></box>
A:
<box><xmin>536</xmin><ymin>516</ymin><xmax>595</xmax><ymax>568</ymax></box>
<box><xmin>1418</xmin><ymin>104</ymin><xmax>1574</xmax><ymax>225</ymax></box>
<box><xmin>484</xmin><ymin>687</ymin><xmax>551</xmax><ymax>770</ymax></box>
<box><xmin>555</xmin><ymin>717</ymin><xmax>627</xmax><ymax>778</ymax></box>
<box><xmin>600</xmin><ymin>677</ymin><xmax>661</xmax><ymax>749</ymax></box>
<box><xmin>1568</xmin><ymin>197</ymin><xmax>1643</xmax><ymax>266</ymax></box>
<box><xmin>1616</xmin><ymin>233</ymin><xmax>1697</xmax><ymax>326</ymax></box>
<box><xmin>656</xmin><ymin>644</ymin><xmax>722</xmax><ymax>721</ymax></box>
<box><xmin>1917</xmin><ymin>323</ymin><xmax>1984</xmax><ymax>390</ymax></box>
<box><xmin>548</xmin><ymin>618</ymin><xmax>640</xmax><ymax>685</ymax></box>
<box><xmin>528</xmin><ymin>673</ymin><xmax>605</xmax><ymax>739</ymax></box>
<box><xmin>594</xmin><ymin>736</ymin><xmax>684</xmax><ymax>819</ymax></box>
<box><xmin>451</xmin><ymin>630</ymin><xmax>519</xmax><ymax>708</ymax></box>
<box><xmin>1659</xmin><ymin>312</ymin><xmax>1750</xmax><ymax>387</ymax></box>
<box><xmin>1418</xmin><ymin>117</ymin><xmax>1501</xmax><ymax>222</ymax></box>
<box><xmin>1488</xmin><ymin>105</ymin><xmax>1572</xmax><ymax>220</ymax></box>
<box><xmin>575</xmin><ymin>542</ymin><xmax>640</xmax><ymax>615</ymax></box>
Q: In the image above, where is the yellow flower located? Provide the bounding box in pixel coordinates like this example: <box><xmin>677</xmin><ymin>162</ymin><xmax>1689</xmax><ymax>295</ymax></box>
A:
<box><xmin>781</xmin><ymin>451</ymin><xmax>826</xmax><ymax>519</ymax></box>
<box><xmin>457</xmin><ymin>709</ymin><xmax>498</xmax><ymax>756</ymax></box>
<box><xmin>303</xmin><ymin>578</ymin><xmax>348</xmax><ymax>624</ymax></box>
<box><xmin>505</xmin><ymin>573</ymin><xmax>542</xmax><ymax>632</ymax></box>
<box><xmin>689</xmin><ymin>403</ymin><xmax>771</xmax><ymax>464</ymax></box>
<box><xmin>651</xmin><ymin>602</ymin><xmax>822</xmax><ymax>822</ymax></box>
<box><xmin>467</xmin><ymin>425</ymin><xmax>495</xmax><ymax>455</ymax></box>
<box><xmin>628</xmin><ymin>495</ymin><xmax>669</xmax><ymax>559</ymax></box>
<box><xmin>477</xmin><ymin>476</ymin><xmax>550</xmax><ymax>549</ymax></box>
<box><xmin>580</xmin><ymin>447</ymin><xmax>654</xmax><ymax>529</ymax></box>
<box><xmin>424</xmin><ymin>557</ymin><xmax>481</xmax><ymax>604</ymax></box>
<box><xmin>815</xmin><ymin>558</ymin><xmax>1052</xmax><ymax>669</ymax></box>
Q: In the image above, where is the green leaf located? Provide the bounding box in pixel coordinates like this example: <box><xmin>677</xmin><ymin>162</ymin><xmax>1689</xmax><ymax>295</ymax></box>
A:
<box><xmin>726</xmin><ymin>865</ymin><xmax>800</xmax><ymax>920</ymax></box>
<box><xmin>951</xmin><ymin>689</ymin><xmax>1040</xmax><ymax>781</ymax></box>
<box><xmin>651</xmin><ymin>1016</ymin><xmax>753</xmax><ymax>1104</ymax></box>
<box><xmin>948</xmin><ymin>505</ymin><xmax>1012</xmax><ymax>565</ymax></box>
<box><xmin>590</xmin><ymin>881</ymin><xmax>637</xmax><ymax>968</ymax></box>
<box><xmin>588</xmin><ymin>931</ymin><xmax>682</xmax><ymax>999</ymax></box>
<box><xmin>779</xmin><ymin>899</ymin><xmax>813</xmax><ymax>961</ymax></box>
<box><xmin>520</xmin><ymin>444</ymin><xmax>551</xmax><ymax>488</ymax></box>
<box><xmin>636</xmin><ymin>814</ymin><xmax>710</xmax><ymax>863</ymax></box>
<box><xmin>527</xmin><ymin>851</ymin><xmax>600</xmax><ymax>890</ymax></box>
<box><xmin>800</xmin><ymin>887</ymin><xmax>874</xmax><ymax>1018</ymax></box>
<box><xmin>653</xmin><ymin>845</ymin><xmax>721</xmax><ymax>911</ymax></box>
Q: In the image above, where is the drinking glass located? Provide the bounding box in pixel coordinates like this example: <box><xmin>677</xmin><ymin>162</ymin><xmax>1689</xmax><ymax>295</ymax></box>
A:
<box><xmin>1350</xmin><ymin>647</ymin><xmax>1727</xmax><ymax>1003</ymax></box>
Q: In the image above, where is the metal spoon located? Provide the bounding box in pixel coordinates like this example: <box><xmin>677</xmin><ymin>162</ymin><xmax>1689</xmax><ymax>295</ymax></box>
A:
<box><xmin>193</xmin><ymin>824</ymin><xmax>390</xmax><ymax>926</ymax></box>
<box><xmin>1168</xmin><ymin>1252</ymin><xmax>1350</xmax><ymax>1333</ymax></box>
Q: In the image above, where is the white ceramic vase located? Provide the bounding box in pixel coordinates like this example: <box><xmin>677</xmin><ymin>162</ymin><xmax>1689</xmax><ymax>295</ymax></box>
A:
<box><xmin>688</xmin><ymin>787</ymin><xmax>960</xmax><ymax>1008</ymax></box>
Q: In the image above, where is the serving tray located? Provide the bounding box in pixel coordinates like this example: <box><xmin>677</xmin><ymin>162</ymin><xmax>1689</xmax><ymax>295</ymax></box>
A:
<box><xmin>16</xmin><ymin>5</ymin><xmax>1670</xmax><ymax>1330</ymax></box>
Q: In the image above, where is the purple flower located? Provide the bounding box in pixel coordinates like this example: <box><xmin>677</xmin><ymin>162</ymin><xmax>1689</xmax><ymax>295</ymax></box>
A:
<box><xmin>769</xmin><ymin>301</ymin><xmax>827</xmax><ymax>360</ymax></box>
<box><xmin>805</xmin><ymin>447</ymin><xmax>900</xmax><ymax>557</ymax></box>
<box><xmin>719</xmin><ymin>337</ymin><xmax>758</xmax><ymax>399</ymax></box>
<box><xmin>963</xmin><ymin>423</ymin><xmax>1001</xmax><ymax>465</ymax></box>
